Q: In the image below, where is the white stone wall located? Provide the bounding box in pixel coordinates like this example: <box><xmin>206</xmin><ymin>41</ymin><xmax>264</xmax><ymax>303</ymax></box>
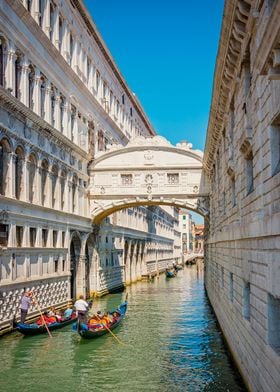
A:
<box><xmin>0</xmin><ymin>0</ymin><xmax>182</xmax><ymax>330</ymax></box>
<box><xmin>204</xmin><ymin>1</ymin><xmax>280</xmax><ymax>391</ymax></box>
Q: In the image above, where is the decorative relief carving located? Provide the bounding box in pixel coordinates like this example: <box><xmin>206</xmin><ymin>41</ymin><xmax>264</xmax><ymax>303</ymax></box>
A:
<box><xmin>144</xmin><ymin>150</ymin><xmax>154</xmax><ymax>161</ymax></box>
<box><xmin>145</xmin><ymin>174</ymin><xmax>153</xmax><ymax>184</ymax></box>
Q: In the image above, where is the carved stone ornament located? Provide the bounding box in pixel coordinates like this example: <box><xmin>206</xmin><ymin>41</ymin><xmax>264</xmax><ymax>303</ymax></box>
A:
<box><xmin>193</xmin><ymin>185</ymin><xmax>199</xmax><ymax>194</ymax></box>
<box><xmin>0</xmin><ymin>210</ymin><xmax>9</xmax><ymax>222</ymax></box>
<box><xmin>38</xmin><ymin>134</ymin><xmax>45</xmax><ymax>147</ymax></box>
<box><xmin>147</xmin><ymin>185</ymin><xmax>152</xmax><ymax>194</ymax></box>
<box><xmin>144</xmin><ymin>150</ymin><xmax>154</xmax><ymax>161</ymax></box>
<box><xmin>23</xmin><ymin>123</ymin><xmax>32</xmax><ymax>139</ymax></box>
<box><xmin>145</xmin><ymin>174</ymin><xmax>153</xmax><ymax>184</ymax></box>
<box><xmin>8</xmin><ymin>113</ymin><xmax>16</xmax><ymax>131</ymax></box>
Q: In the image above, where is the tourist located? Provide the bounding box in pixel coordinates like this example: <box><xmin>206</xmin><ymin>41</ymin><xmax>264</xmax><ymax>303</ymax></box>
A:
<box><xmin>74</xmin><ymin>295</ymin><xmax>89</xmax><ymax>324</ymax></box>
<box><xmin>64</xmin><ymin>305</ymin><xmax>73</xmax><ymax>319</ymax></box>
<box><xmin>20</xmin><ymin>291</ymin><xmax>34</xmax><ymax>323</ymax></box>
<box><xmin>48</xmin><ymin>307</ymin><xmax>56</xmax><ymax>317</ymax></box>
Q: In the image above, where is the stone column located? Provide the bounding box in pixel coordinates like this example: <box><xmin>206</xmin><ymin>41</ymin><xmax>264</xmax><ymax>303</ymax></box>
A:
<box><xmin>62</xmin><ymin>22</ymin><xmax>70</xmax><ymax>62</ymax></box>
<box><xmin>10</xmin><ymin>153</ymin><xmax>16</xmax><ymax>199</ymax></box>
<box><xmin>62</xmin><ymin>98</ymin><xmax>70</xmax><ymax>138</ymax></box>
<box><xmin>53</xmin><ymin>5</ymin><xmax>59</xmax><ymax>49</ymax></box>
<box><xmin>43</xmin><ymin>0</ymin><xmax>51</xmax><ymax>38</ymax></box>
<box><xmin>53</xmin><ymin>91</ymin><xmax>61</xmax><ymax>131</ymax></box>
<box><xmin>32</xmin><ymin>0</ymin><xmax>40</xmax><ymax>24</ymax></box>
<box><xmin>76</xmin><ymin>233</ymin><xmax>88</xmax><ymax>298</ymax></box>
<box><xmin>72</xmin><ymin>112</ymin><xmax>78</xmax><ymax>144</ymax></box>
<box><xmin>5</xmin><ymin>42</ymin><xmax>16</xmax><ymax>95</ymax></box>
<box><xmin>8</xmin><ymin>223</ymin><xmax>16</xmax><ymax>247</ymax></box>
<box><xmin>20</xmin><ymin>57</ymin><xmax>30</xmax><ymax>106</ymax></box>
<box><xmin>73</xmin><ymin>38</ymin><xmax>79</xmax><ymax>73</ymax></box>
<box><xmin>33</xmin><ymin>68</ymin><xmax>42</xmax><ymax>116</ymax></box>
<box><xmin>22</xmin><ymin>158</ymin><xmax>28</xmax><ymax>202</ymax></box>
<box><xmin>44</xmin><ymin>80</ymin><xmax>52</xmax><ymax>124</ymax></box>
<box><xmin>68</xmin><ymin>179</ymin><xmax>73</xmax><ymax>213</ymax></box>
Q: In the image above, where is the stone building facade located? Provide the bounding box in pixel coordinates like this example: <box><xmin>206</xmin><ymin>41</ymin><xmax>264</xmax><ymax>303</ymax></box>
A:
<box><xmin>204</xmin><ymin>1</ymin><xmax>280</xmax><ymax>391</ymax></box>
<box><xmin>0</xmin><ymin>0</ymin><xmax>180</xmax><ymax>330</ymax></box>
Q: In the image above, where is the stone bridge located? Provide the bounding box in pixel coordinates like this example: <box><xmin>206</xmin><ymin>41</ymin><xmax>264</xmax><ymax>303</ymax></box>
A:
<box><xmin>88</xmin><ymin>136</ymin><xmax>210</xmax><ymax>223</ymax></box>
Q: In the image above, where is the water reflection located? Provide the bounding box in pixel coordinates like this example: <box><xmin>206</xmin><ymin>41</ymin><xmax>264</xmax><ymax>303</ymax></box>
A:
<box><xmin>0</xmin><ymin>266</ymin><xmax>246</xmax><ymax>392</ymax></box>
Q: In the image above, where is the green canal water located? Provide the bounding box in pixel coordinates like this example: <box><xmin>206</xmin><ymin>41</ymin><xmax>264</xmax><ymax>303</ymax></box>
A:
<box><xmin>0</xmin><ymin>266</ymin><xmax>246</xmax><ymax>392</ymax></box>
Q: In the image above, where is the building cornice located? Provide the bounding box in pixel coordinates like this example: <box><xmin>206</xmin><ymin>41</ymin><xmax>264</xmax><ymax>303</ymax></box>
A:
<box><xmin>74</xmin><ymin>0</ymin><xmax>156</xmax><ymax>137</ymax></box>
<box><xmin>203</xmin><ymin>0</ymin><xmax>253</xmax><ymax>173</ymax></box>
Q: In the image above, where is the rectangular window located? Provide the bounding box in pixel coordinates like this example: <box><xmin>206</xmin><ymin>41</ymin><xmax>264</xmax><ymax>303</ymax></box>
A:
<box><xmin>62</xmin><ymin>231</ymin><xmax>65</xmax><ymax>247</ymax></box>
<box><xmin>246</xmin><ymin>151</ymin><xmax>254</xmax><ymax>195</ymax></box>
<box><xmin>270</xmin><ymin>125</ymin><xmax>280</xmax><ymax>176</ymax></box>
<box><xmin>183</xmin><ymin>215</ymin><xmax>186</xmax><ymax>220</ymax></box>
<box><xmin>53</xmin><ymin>230</ymin><xmax>58</xmax><ymax>248</ymax></box>
<box><xmin>0</xmin><ymin>224</ymin><xmax>8</xmax><ymax>246</ymax></box>
<box><xmin>42</xmin><ymin>229</ymin><xmax>48</xmax><ymax>247</ymax></box>
<box><xmin>121</xmin><ymin>174</ymin><xmax>133</xmax><ymax>185</ymax></box>
<box><xmin>16</xmin><ymin>226</ymin><xmax>23</xmax><ymax>247</ymax></box>
<box><xmin>54</xmin><ymin>259</ymin><xmax>59</xmax><ymax>273</ymax></box>
<box><xmin>30</xmin><ymin>227</ymin><xmax>36</xmax><ymax>247</ymax></box>
<box><xmin>268</xmin><ymin>294</ymin><xmax>280</xmax><ymax>352</ymax></box>
<box><xmin>243</xmin><ymin>282</ymin><xmax>251</xmax><ymax>320</ymax></box>
<box><xmin>62</xmin><ymin>259</ymin><xmax>65</xmax><ymax>272</ymax></box>
<box><xmin>167</xmin><ymin>173</ymin><xmax>179</xmax><ymax>185</ymax></box>
<box><xmin>122</xmin><ymin>94</ymin><xmax>125</xmax><ymax>105</ymax></box>
<box><xmin>229</xmin><ymin>272</ymin><xmax>234</xmax><ymax>302</ymax></box>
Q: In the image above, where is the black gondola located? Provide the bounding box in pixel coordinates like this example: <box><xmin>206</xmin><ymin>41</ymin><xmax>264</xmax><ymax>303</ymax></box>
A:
<box><xmin>14</xmin><ymin>314</ymin><xmax>77</xmax><ymax>336</ymax></box>
<box><xmin>75</xmin><ymin>299</ymin><xmax>127</xmax><ymax>339</ymax></box>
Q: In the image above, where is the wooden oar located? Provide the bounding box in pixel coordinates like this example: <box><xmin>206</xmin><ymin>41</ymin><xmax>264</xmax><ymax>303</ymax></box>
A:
<box><xmin>95</xmin><ymin>314</ymin><xmax>124</xmax><ymax>345</ymax></box>
<box><xmin>32</xmin><ymin>295</ymin><xmax>53</xmax><ymax>339</ymax></box>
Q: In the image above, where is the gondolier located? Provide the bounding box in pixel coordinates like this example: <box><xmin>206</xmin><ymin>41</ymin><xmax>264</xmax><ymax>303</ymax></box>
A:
<box><xmin>74</xmin><ymin>295</ymin><xmax>89</xmax><ymax>324</ymax></box>
<box><xmin>20</xmin><ymin>290</ymin><xmax>34</xmax><ymax>323</ymax></box>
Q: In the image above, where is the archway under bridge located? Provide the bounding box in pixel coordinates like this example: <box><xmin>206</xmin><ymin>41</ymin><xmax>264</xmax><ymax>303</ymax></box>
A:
<box><xmin>88</xmin><ymin>136</ymin><xmax>210</xmax><ymax>224</ymax></box>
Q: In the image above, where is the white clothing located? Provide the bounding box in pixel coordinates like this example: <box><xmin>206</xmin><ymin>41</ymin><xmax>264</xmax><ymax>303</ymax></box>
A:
<box><xmin>74</xmin><ymin>299</ymin><xmax>89</xmax><ymax>312</ymax></box>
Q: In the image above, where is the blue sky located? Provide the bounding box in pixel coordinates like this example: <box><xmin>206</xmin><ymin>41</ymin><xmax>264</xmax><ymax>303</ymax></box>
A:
<box><xmin>84</xmin><ymin>1</ymin><xmax>224</xmax><ymax>224</ymax></box>
<box><xmin>84</xmin><ymin>0</ymin><xmax>224</xmax><ymax>152</ymax></box>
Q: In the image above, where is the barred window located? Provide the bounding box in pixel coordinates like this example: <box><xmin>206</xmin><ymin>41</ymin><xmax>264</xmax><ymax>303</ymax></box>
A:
<box><xmin>121</xmin><ymin>174</ymin><xmax>133</xmax><ymax>185</ymax></box>
<box><xmin>167</xmin><ymin>173</ymin><xmax>179</xmax><ymax>185</ymax></box>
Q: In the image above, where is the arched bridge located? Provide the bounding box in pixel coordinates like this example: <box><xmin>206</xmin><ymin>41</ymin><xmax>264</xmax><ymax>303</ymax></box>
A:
<box><xmin>88</xmin><ymin>136</ymin><xmax>210</xmax><ymax>224</ymax></box>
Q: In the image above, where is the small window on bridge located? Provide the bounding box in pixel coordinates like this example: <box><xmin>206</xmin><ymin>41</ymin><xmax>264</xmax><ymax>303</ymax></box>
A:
<box><xmin>121</xmin><ymin>174</ymin><xmax>133</xmax><ymax>185</ymax></box>
<box><xmin>167</xmin><ymin>173</ymin><xmax>179</xmax><ymax>185</ymax></box>
<box><xmin>268</xmin><ymin>294</ymin><xmax>280</xmax><ymax>353</ymax></box>
<box><xmin>229</xmin><ymin>272</ymin><xmax>234</xmax><ymax>302</ymax></box>
<box><xmin>243</xmin><ymin>282</ymin><xmax>250</xmax><ymax>320</ymax></box>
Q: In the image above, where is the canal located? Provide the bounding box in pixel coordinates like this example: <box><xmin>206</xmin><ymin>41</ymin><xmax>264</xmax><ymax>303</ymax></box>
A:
<box><xmin>0</xmin><ymin>266</ymin><xmax>246</xmax><ymax>392</ymax></box>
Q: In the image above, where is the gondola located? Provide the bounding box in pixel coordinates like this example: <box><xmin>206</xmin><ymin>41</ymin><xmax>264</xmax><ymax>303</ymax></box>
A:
<box><xmin>13</xmin><ymin>313</ymin><xmax>77</xmax><ymax>336</ymax></box>
<box><xmin>166</xmin><ymin>270</ymin><xmax>176</xmax><ymax>278</ymax></box>
<box><xmin>75</xmin><ymin>298</ymin><xmax>128</xmax><ymax>339</ymax></box>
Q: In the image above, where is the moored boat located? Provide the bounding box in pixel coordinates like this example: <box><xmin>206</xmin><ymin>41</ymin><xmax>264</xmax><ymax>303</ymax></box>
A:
<box><xmin>166</xmin><ymin>270</ymin><xmax>176</xmax><ymax>278</ymax></box>
<box><xmin>75</xmin><ymin>299</ymin><xmax>128</xmax><ymax>339</ymax></box>
<box><xmin>14</xmin><ymin>313</ymin><xmax>77</xmax><ymax>336</ymax></box>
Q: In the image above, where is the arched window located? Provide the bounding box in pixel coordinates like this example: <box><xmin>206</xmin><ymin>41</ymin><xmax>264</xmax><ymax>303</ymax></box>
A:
<box><xmin>15</xmin><ymin>146</ymin><xmax>24</xmax><ymax>200</ymax></box>
<box><xmin>28</xmin><ymin>153</ymin><xmax>37</xmax><ymax>203</ymax></box>
<box><xmin>59</xmin><ymin>16</ymin><xmax>63</xmax><ymax>52</ymax></box>
<box><xmin>41</xmin><ymin>159</ymin><xmax>49</xmax><ymax>206</ymax></box>
<box><xmin>28</xmin><ymin>65</ymin><xmax>35</xmax><ymax>110</ymax></box>
<box><xmin>15</xmin><ymin>54</ymin><xmax>21</xmax><ymax>99</ymax></box>
<box><xmin>70</xmin><ymin>33</ymin><xmax>74</xmax><ymax>66</ymax></box>
<box><xmin>72</xmin><ymin>175</ymin><xmax>78</xmax><ymax>213</ymax></box>
<box><xmin>27</xmin><ymin>0</ymin><xmax>32</xmax><ymax>12</ymax></box>
<box><xmin>0</xmin><ymin>138</ymin><xmax>11</xmax><ymax>196</ymax></box>
<box><xmin>51</xmin><ymin>165</ymin><xmax>58</xmax><ymax>208</ymax></box>
<box><xmin>39</xmin><ymin>0</ymin><xmax>44</xmax><ymax>27</ymax></box>
<box><xmin>40</xmin><ymin>77</ymin><xmax>46</xmax><ymax>118</ymax></box>
<box><xmin>60</xmin><ymin>95</ymin><xmax>64</xmax><ymax>132</ymax></box>
<box><xmin>60</xmin><ymin>170</ymin><xmax>66</xmax><ymax>211</ymax></box>
<box><xmin>51</xmin><ymin>88</ymin><xmax>55</xmax><ymax>127</ymax></box>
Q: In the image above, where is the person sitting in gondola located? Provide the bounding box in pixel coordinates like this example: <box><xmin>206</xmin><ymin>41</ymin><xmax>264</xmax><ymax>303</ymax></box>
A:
<box><xmin>64</xmin><ymin>305</ymin><xmax>73</xmax><ymax>319</ymax></box>
<box><xmin>37</xmin><ymin>312</ymin><xmax>56</xmax><ymax>325</ymax></box>
<box><xmin>55</xmin><ymin>310</ymin><xmax>63</xmax><ymax>322</ymax></box>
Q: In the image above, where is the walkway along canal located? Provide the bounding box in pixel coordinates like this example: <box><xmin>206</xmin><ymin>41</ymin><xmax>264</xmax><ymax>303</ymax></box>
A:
<box><xmin>0</xmin><ymin>266</ymin><xmax>246</xmax><ymax>392</ymax></box>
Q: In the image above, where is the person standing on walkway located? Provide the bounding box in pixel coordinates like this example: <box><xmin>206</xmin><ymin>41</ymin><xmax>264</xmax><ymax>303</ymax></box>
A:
<box><xmin>20</xmin><ymin>291</ymin><xmax>34</xmax><ymax>323</ymax></box>
<box><xmin>74</xmin><ymin>295</ymin><xmax>89</xmax><ymax>324</ymax></box>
